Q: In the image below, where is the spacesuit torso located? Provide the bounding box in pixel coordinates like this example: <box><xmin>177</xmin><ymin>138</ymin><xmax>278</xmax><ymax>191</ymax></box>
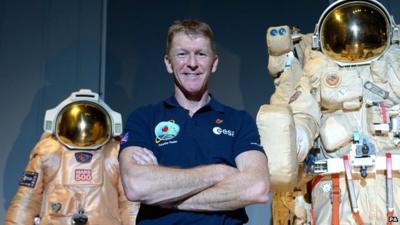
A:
<box><xmin>302</xmin><ymin>44</ymin><xmax>400</xmax><ymax>225</ymax></box>
<box><xmin>308</xmin><ymin>45</ymin><xmax>400</xmax><ymax>158</ymax></box>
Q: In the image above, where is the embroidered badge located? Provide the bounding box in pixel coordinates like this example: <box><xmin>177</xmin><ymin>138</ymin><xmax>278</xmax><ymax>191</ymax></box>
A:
<box><xmin>212</xmin><ymin>127</ymin><xmax>235</xmax><ymax>137</ymax></box>
<box><xmin>289</xmin><ymin>90</ymin><xmax>301</xmax><ymax>104</ymax></box>
<box><xmin>74</xmin><ymin>152</ymin><xmax>93</xmax><ymax>163</ymax></box>
<box><xmin>120</xmin><ymin>132</ymin><xmax>129</xmax><ymax>145</ymax></box>
<box><xmin>19</xmin><ymin>171</ymin><xmax>39</xmax><ymax>188</ymax></box>
<box><xmin>321</xmin><ymin>182</ymin><xmax>332</xmax><ymax>193</ymax></box>
<box><xmin>154</xmin><ymin>120</ymin><xmax>180</xmax><ymax>143</ymax></box>
<box><xmin>75</xmin><ymin>169</ymin><xmax>92</xmax><ymax>181</ymax></box>
<box><xmin>324</xmin><ymin>73</ymin><xmax>341</xmax><ymax>88</ymax></box>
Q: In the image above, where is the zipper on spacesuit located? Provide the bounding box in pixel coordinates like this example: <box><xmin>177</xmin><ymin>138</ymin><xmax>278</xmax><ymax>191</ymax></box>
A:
<box><xmin>71</xmin><ymin>197</ymin><xmax>88</xmax><ymax>225</ymax></box>
<box><xmin>71</xmin><ymin>206</ymin><xmax>88</xmax><ymax>225</ymax></box>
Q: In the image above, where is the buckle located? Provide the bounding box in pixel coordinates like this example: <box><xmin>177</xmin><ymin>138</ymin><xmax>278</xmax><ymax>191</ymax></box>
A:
<box><xmin>330</xmin><ymin>188</ymin><xmax>341</xmax><ymax>204</ymax></box>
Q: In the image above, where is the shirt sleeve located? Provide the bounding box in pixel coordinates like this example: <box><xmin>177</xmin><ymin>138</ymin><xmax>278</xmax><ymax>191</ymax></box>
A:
<box><xmin>119</xmin><ymin>106</ymin><xmax>153</xmax><ymax>154</ymax></box>
<box><xmin>233</xmin><ymin>111</ymin><xmax>265</xmax><ymax>158</ymax></box>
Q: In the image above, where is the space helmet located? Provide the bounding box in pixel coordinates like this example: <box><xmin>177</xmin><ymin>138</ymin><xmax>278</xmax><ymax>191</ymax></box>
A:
<box><xmin>312</xmin><ymin>0</ymin><xmax>400</xmax><ymax>66</ymax></box>
<box><xmin>43</xmin><ymin>89</ymin><xmax>122</xmax><ymax>150</ymax></box>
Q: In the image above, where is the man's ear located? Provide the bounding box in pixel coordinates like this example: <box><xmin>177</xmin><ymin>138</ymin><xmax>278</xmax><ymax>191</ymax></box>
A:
<box><xmin>211</xmin><ymin>55</ymin><xmax>219</xmax><ymax>73</ymax></box>
<box><xmin>164</xmin><ymin>55</ymin><xmax>173</xmax><ymax>74</ymax></box>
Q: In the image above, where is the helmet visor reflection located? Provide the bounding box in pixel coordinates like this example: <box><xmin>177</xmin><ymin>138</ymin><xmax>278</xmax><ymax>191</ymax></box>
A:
<box><xmin>56</xmin><ymin>102</ymin><xmax>111</xmax><ymax>149</ymax></box>
<box><xmin>320</xmin><ymin>2</ymin><xmax>389</xmax><ymax>64</ymax></box>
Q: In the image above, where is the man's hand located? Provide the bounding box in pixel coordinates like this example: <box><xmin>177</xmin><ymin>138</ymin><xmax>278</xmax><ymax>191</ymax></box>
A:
<box><xmin>130</xmin><ymin>147</ymin><xmax>158</xmax><ymax>165</ymax></box>
<box><xmin>174</xmin><ymin>150</ymin><xmax>270</xmax><ymax>211</ymax></box>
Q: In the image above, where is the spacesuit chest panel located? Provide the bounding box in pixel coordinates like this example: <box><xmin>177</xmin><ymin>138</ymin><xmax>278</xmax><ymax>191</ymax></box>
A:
<box><xmin>319</xmin><ymin>112</ymin><xmax>356</xmax><ymax>152</ymax></box>
<box><xmin>320</xmin><ymin>69</ymin><xmax>363</xmax><ymax>110</ymax></box>
<box><xmin>61</xmin><ymin>150</ymin><xmax>104</xmax><ymax>186</ymax></box>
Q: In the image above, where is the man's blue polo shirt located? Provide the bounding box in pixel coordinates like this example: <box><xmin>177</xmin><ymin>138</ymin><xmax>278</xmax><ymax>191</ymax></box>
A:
<box><xmin>120</xmin><ymin>95</ymin><xmax>265</xmax><ymax>225</ymax></box>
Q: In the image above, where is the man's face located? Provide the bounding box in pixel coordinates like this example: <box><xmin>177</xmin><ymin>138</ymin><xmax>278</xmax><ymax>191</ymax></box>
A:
<box><xmin>164</xmin><ymin>32</ymin><xmax>218</xmax><ymax>96</ymax></box>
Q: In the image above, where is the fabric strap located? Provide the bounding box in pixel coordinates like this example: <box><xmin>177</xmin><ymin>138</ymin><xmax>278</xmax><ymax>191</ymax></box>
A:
<box><xmin>331</xmin><ymin>173</ymin><xmax>341</xmax><ymax>225</ymax></box>
<box><xmin>386</xmin><ymin>152</ymin><xmax>394</xmax><ymax>225</ymax></box>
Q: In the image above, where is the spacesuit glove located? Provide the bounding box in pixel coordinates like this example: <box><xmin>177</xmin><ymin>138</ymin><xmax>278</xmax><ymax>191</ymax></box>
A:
<box><xmin>296</xmin><ymin>124</ymin><xmax>310</xmax><ymax>162</ymax></box>
<box><xmin>268</xmin><ymin>55</ymin><xmax>286</xmax><ymax>76</ymax></box>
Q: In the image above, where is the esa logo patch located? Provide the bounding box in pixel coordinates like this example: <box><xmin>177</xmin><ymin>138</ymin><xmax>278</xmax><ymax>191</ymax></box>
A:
<box><xmin>212</xmin><ymin>127</ymin><xmax>235</xmax><ymax>137</ymax></box>
<box><xmin>75</xmin><ymin>152</ymin><xmax>93</xmax><ymax>163</ymax></box>
<box><xmin>154</xmin><ymin>120</ymin><xmax>180</xmax><ymax>143</ymax></box>
<box><xmin>75</xmin><ymin>169</ymin><xmax>92</xmax><ymax>181</ymax></box>
<box><xmin>19</xmin><ymin>171</ymin><xmax>39</xmax><ymax>188</ymax></box>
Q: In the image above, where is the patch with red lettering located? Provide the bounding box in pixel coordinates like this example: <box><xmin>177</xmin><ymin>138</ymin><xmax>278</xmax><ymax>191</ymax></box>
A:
<box><xmin>75</xmin><ymin>169</ymin><xmax>92</xmax><ymax>181</ymax></box>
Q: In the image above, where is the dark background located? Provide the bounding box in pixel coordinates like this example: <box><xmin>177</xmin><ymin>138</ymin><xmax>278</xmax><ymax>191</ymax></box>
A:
<box><xmin>1</xmin><ymin>0</ymin><xmax>399</xmax><ymax>223</ymax></box>
<box><xmin>105</xmin><ymin>0</ymin><xmax>328</xmax><ymax>120</ymax></box>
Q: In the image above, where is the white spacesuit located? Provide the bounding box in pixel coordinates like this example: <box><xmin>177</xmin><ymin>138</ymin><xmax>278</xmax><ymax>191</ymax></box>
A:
<box><xmin>257</xmin><ymin>0</ymin><xmax>400</xmax><ymax>224</ymax></box>
<box><xmin>4</xmin><ymin>89</ymin><xmax>138</xmax><ymax>225</ymax></box>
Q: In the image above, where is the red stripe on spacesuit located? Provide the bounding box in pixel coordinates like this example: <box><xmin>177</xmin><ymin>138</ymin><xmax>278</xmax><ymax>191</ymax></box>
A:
<box><xmin>386</xmin><ymin>152</ymin><xmax>394</xmax><ymax>225</ymax></box>
<box><xmin>379</xmin><ymin>102</ymin><xmax>389</xmax><ymax>124</ymax></box>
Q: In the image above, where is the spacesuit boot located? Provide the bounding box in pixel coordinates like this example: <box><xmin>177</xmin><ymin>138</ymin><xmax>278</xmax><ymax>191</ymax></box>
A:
<box><xmin>4</xmin><ymin>89</ymin><xmax>139</xmax><ymax>225</ymax></box>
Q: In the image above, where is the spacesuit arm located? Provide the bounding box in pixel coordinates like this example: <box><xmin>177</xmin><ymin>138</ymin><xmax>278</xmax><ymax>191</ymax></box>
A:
<box><xmin>257</xmin><ymin>31</ymin><xmax>319</xmax><ymax>191</ymax></box>
<box><xmin>257</xmin><ymin>104</ymin><xmax>298</xmax><ymax>191</ymax></box>
<box><xmin>255</xmin><ymin>100</ymin><xmax>318</xmax><ymax>193</ymax></box>
<box><xmin>119</xmin><ymin>146</ymin><xmax>238</xmax><ymax>205</ymax></box>
<box><xmin>290</xmin><ymin>76</ymin><xmax>321</xmax><ymax>160</ymax></box>
<box><xmin>267</xmin><ymin>26</ymin><xmax>313</xmax><ymax>106</ymax></box>
<box><xmin>4</xmin><ymin>138</ymin><xmax>49</xmax><ymax>225</ymax></box>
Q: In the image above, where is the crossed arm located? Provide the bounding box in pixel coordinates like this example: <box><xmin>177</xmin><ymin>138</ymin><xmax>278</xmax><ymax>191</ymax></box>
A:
<box><xmin>119</xmin><ymin>146</ymin><xmax>270</xmax><ymax>211</ymax></box>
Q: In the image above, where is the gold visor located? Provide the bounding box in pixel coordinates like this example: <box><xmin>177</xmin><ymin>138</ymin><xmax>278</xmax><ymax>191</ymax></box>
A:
<box><xmin>320</xmin><ymin>1</ymin><xmax>389</xmax><ymax>64</ymax></box>
<box><xmin>55</xmin><ymin>102</ymin><xmax>111</xmax><ymax>149</ymax></box>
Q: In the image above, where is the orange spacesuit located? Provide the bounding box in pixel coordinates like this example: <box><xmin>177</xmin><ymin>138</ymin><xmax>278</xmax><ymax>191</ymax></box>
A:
<box><xmin>5</xmin><ymin>89</ymin><xmax>138</xmax><ymax>225</ymax></box>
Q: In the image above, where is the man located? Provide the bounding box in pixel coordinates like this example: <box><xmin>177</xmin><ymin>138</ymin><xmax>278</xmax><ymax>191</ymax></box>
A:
<box><xmin>119</xmin><ymin>19</ymin><xmax>270</xmax><ymax>225</ymax></box>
